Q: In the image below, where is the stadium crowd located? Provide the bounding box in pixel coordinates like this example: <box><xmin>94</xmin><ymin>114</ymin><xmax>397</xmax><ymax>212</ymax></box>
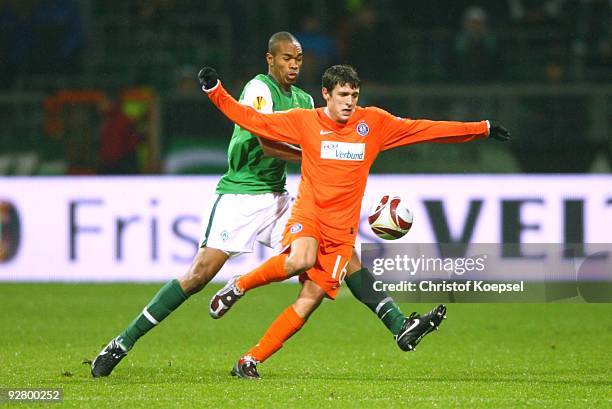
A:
<box><xmin>0</xmin><ymin>0</ymin><xmax>610</xmax><ymax>175</ymax></box>
<box><xmin>1</xmin><ymin>0</ymin><xmax>610</xmax><ymax>89</ymax></box>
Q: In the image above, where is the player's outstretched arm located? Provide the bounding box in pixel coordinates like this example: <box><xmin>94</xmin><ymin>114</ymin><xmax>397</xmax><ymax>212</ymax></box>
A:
<box><xmin>375</xmin><ymin>107</ymin><xmax>510</xmax><ymax>151</ymax></box>
<box><xmin>198</xmin><ymin>66</ymin><xmax>301</xmax><ymax>145</ymax></box>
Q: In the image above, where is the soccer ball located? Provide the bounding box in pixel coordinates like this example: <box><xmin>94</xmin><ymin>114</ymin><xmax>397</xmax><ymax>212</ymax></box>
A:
<box><xmin>368</xmin><ymin>195</ymin><xmax>414</xmax><ymax>240</ymax></box>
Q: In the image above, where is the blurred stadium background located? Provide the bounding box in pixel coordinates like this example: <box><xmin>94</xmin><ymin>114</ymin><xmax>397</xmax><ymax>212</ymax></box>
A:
<box><xmin>0</xmin><ymin>0</ymin><xmax>610</xmax><ymax>176</ymax></box>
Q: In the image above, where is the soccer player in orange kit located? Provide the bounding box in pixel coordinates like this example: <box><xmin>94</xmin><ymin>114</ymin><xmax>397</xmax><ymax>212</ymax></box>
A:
<box><xmin>199</xmin><ymin>64</ymin><xmax>510</xmax><ymax>379</ymax></box>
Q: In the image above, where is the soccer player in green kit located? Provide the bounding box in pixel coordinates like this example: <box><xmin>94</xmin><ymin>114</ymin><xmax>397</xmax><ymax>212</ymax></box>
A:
<box><xmin>92</xmin><ymin>32</ymin><xmax>413</xmax><ymax>377</ymax></box>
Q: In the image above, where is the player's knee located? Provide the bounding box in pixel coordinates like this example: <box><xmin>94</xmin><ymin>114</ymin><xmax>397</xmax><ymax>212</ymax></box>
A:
<box><xmin>346</xmin><ymin>255</ymin><xmax>362</xmax><ymax>277</ymax></box>
<box><xmin>285</xmin><ymin>253</ymin><xmax>316</xmax><ymax>275</ymax></box>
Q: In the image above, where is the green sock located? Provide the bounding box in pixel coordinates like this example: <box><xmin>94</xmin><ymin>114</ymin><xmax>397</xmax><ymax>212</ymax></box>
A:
<box><xmin>345</xmin><ymin>268</ymin><xmax>406</xmax><ymax>336</ymax></box>
<box><xmin>117</xmin><ymin>279</ymin><xmax>188</xmax><ymax>350</ymax></box>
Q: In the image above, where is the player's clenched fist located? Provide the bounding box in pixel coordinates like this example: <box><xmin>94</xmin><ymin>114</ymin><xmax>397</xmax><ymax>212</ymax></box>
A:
<box><xmin>488</xmin><ymin>121</ymin><xmax>511</xmax><ymax>142</ymax></box>
<box><xmin>198</xmin><ymin>67</ymin><xmax>219</xmax><ymax>91</ymax></box>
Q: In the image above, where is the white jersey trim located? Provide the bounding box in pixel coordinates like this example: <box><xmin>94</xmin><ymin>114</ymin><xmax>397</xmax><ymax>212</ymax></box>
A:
<box><xmin>240</xmin><ymin>78</ymin><xmax>274</xmax><ymax>113</ymax></box>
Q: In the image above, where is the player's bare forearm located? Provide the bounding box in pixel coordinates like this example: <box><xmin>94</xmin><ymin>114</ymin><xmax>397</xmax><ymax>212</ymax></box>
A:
<box><xmin>257</xmin><ymin>137</ymin><xmax>302</xmax><ymax>162</ymax></box>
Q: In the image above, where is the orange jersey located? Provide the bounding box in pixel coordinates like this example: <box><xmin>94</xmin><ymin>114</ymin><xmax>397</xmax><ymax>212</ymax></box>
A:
<box><xmin>207</xmin><ymin>83</ymin><xmax>489</xmax><ymax>246</ymax></box>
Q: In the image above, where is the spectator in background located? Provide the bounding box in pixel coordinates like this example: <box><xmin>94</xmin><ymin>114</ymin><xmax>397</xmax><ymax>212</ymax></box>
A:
<box><xmin>341</xmin><ymin>3</ymin><xmax>399</xmax><ymax>83</ymax></box>
<box><xmin>450</xmin><ymin>6</ymin><xmax>499</xmax><ymax>126</ymax></box>
<box><xmin>172</xmin><ymin>65</ymin><xmax>199</xmax><ymax>96</ymax></box>
<box><xmin>512</xmin><ymin>59</ymin><xmax>597</xmax><ymax>172</ymax></box>
<box><xmin>453</xmin><ymin>6</ymin><xmax>500</xmax><ymax>83</ymax></box>
<box><xmin>571</xmin><ymin>0</ymin><xmax>611</xmax><ymax>82</ymax></box>
<box><xmin>29</xmin><ymin>0</ymin><xmax>83</xmax><ymax>75</ymax></box>
<box><xmin>0</xmin><ymin>1</ymin><xmax>31</xmax><ymax>88</ymax></box>
<box><xmin>98</xmin><ymin>95</ymin><xmax>142</xmax><ymax>175</ymax></box>
<box><xmin>0</xmin><ymin>0</ymin><xmax>83</xmax><ymax>82</ymax></box>
<box><xmin>129</xmin><ymin>0</ymin><xmax>177</xmax><ymax>28</ymax></box>
<box><xmin>507</xmin><ymin>0</ymin><xmax>566</xmax><ymax>27</ymax></box>
<box><xmin>296</xmin><ymin>15</ymin><xmax>338</xmax><ymax>88</ymax></box>
<box><xmin>506</xmin><ymin>0</ymin><xmax>571</xmax><ymax>81</ymax></box>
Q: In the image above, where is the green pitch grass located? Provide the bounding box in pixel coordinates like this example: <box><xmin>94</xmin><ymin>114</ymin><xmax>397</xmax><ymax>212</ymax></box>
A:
<box><xmin>1</xmin><ymin>283</ymin><xmax>611</xmax><ymax>408</ymax></box>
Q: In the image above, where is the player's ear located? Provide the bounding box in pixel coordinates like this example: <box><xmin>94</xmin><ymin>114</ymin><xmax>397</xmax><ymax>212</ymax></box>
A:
<box><xmin>266</xmin><ymin>52</ymin><xmax>273</xmax><ymax>66</ymax></box>
<box><xmin>322</xmin><ymin>87</ymin><xmax>330</xmax><ymax>102</ymax></box>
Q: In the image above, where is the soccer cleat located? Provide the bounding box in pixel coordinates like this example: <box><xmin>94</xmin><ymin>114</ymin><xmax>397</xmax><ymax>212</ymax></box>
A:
<box><xmin>230</xmin><ymin>356</ymin><xmax>260</xmax><ymax>380</ymax></box>
<box><xmin>209</xmin><ymin>275</ymin><xmax>243</xmax><ymax>319</ymax></box>
<box><xmin>91</xmin><ymin>338</ymin><xmax>128</xmax><ymax>377</ymax></box>
<box><xmin>396</xmin><ymin>304</ymin><xmax>447</xmax><ymax>352</ymax></box>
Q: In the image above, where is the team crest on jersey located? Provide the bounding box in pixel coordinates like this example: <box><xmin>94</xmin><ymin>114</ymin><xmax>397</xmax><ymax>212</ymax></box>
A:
<box><xmin>290</xmin><ymin>223</ymin><xmax>303</xmax><ymax>234</ymax></box>
<box><xmin>253</xmin><ymin>96</ymin><xmax>267</xmax><ymax>110</ymax></box>
<box><xmin>220</xmin><ymin>230</ymin><xmax>230</xmax><ymax>242</ymax></box>
<box><xmin>356</xmin><ymin>121</ymin><xmax>369</xmax><ymax>136</ymax></box>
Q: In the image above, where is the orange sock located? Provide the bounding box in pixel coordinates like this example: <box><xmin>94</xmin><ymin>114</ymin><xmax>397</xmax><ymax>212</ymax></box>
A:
<box><xmin>236</xmin><ymin>253</ymin><xmax>288</xmax><ymax>292</ymax></box>
<box><xmin>246</xmin><ymin>305</ymin><xmax>305</xmax><ymax>363</ymax></box>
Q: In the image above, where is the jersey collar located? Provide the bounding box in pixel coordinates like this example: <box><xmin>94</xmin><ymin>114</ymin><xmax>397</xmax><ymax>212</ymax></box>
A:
<box><xmin>316</xmin><ymin>107</ymin><xmax>364</xmax><ymax>131</ymax></box>
<box><xmin>266</xmin><ymin>74</ymin><xmax>292</xmax><ymax>96</ymax></box>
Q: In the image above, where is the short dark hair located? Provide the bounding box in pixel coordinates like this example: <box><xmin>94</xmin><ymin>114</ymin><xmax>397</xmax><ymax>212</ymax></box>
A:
<box><xmin>268</xmin><ymin>31</ymin><xmax>299</xmax><ymax>55</ymax></box>
<box><xmin>321</xmin><ymin>65</ymin><xmax>361</xmax><ymax>92</ymax></box>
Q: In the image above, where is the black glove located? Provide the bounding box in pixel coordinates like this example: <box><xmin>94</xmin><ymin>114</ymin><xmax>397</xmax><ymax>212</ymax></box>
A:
<box><xmin>198</xmin><ymin>66</ymin><xmax>219</xmax><ymax>91</ymax></box>
<box><xmin>489</xmin><ymin>121</ymin><xmax>511</xmax><ymax>141</ymax></box>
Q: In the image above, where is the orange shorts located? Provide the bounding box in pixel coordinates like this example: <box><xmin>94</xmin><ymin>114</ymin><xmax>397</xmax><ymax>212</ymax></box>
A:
<box><xmin>282</xmin><ymin>218</ymin><xmax>353</xmax><ymax>299</ymax></box>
